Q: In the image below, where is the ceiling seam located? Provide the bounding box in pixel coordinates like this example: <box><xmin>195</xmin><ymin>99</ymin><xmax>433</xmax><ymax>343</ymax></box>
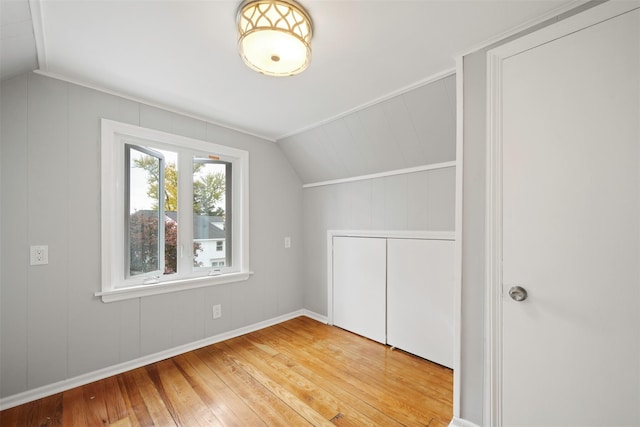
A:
<box><xmin>453</xmin><ymin>0</ymin><xmax>592</xmax><ymax>58</ymax></box>
<box><xmin>27</xmin><ymin>0</ymin><xmax>46</xmax><ymax>71</ymax></box>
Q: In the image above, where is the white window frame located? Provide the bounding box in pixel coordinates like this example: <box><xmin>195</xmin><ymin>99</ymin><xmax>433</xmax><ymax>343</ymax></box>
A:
<box><xmin>97</xmin><ymin>119</ymin><xmax>251</xmax><ymax>303</ymax></box>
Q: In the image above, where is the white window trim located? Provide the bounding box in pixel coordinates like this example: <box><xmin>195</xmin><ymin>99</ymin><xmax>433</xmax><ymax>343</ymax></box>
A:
<box><xmin>97</xmin><ymin>119</ymin><xmax>251</xmax><ymax>303</ymax></box>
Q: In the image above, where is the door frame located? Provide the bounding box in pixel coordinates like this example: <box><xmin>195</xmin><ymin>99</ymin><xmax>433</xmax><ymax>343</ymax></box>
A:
<box><xmin>485</xmin><ymin>2</ymin><xmax>640</xmax><ymax>425</ymax></box>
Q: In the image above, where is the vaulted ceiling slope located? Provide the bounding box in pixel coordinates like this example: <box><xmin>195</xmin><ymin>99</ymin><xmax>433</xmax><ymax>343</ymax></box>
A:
<box><xmin>0</xmin><ymin>0</ymin><xmax>38</xmax><ymax>79</ymax></box>
<box><xmin>278</xmin><ymin>74</ymin><xmax>455</xmax><ymax>184</ymax></box>
<box><xmin>0</xmin><ymin>0</ymin><xmax>580</xmax><ymax>141</ymax></box>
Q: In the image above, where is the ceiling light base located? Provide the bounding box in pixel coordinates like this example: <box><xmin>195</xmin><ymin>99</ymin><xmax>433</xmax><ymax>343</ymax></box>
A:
<box><xmin>237</xmin><ymin>0</ymin><xmax>313</xmax><ymax>77</ymax></box>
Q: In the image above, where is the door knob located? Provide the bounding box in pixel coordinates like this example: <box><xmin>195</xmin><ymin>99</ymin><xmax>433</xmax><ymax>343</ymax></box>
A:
<box><xmin>509</xmin><ymin>286</ymin><xmax>528</xmax><ymax>302</ymax></box>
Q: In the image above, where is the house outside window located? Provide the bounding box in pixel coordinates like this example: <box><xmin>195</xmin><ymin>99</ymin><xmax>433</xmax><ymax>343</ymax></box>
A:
<box><xmin>98</xmin><ymin>119</ymin><xmax>251</xmax><ymax>302</ymax></box>
<box><xmin>193</xmin><ymin>216</ymin><xmax>226</xmax><ymax>267</ymax></box>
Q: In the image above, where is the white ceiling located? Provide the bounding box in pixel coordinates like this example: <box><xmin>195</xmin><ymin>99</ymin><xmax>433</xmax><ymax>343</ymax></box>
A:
<box><xmin>1</xmin><ymin>0</ymin><xmax>581</xmax><ymax>141</ymax></box>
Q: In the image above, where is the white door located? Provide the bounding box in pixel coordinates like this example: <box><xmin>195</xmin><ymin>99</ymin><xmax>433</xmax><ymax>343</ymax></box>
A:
<box><xmin>387</xmin><ymin>238</ymin><xmax>454</xmax><ymax>368</ymax></box>
<box><xmin>489</xmin><ymin>4</ymin><xmax>640</xmax><ymax>426</ymax></box>
<box><xmin>332</xmin><ymin>236</ymin><xmax>386</xmax><ymax>344</ymax></box>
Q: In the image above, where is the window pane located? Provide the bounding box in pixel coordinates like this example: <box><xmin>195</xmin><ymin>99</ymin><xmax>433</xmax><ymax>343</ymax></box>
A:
<box><xmin>127</xmin><ymin>146</ymin><xmax>179</xmax><ymax>277</ymax></box>
<box><xmin>127</xmin><ymin>146</ymin><xmax>162</xmax><ymax>277</ymax></box>
<box><xmin>193</xmin><ymin>158</ymin><xmax>230</xmax><ymax>269</ymax></box>
<box><xmin>160</xmin><ymin>150</ymin><xmax>178</xmax><ymax>275</ymax></box>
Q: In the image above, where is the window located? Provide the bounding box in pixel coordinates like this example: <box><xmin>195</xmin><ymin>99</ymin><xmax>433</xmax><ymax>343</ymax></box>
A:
<box><xmin>98</xmin><ymin>119</ymin><xmax>251</xmax><ymax>302</ymax></box>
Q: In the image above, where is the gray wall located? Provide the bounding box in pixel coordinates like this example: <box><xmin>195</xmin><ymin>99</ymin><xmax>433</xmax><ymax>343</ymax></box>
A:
<box><xmin>302</xmin><ymin>167</ymin><xmax>456</xmax><ymax>314</ymax></box>
<box><xmin>279</xmin><ymin>75</ymin><xmax>456</xmax><ymax>185</ymax></box>
<box><xmin>460</xmin><ymin>49</ymin><xmax>489</xmax><ymax>426</ymax></box>
<box><xmin>0</xmin><ymin>72</ymin><xmax>304</xmax><ymax>399</ymax></box>
<box><xmin>280</xmin><ymin>75</ymin><xmax>458</xmax><ymax>315</ymax></box>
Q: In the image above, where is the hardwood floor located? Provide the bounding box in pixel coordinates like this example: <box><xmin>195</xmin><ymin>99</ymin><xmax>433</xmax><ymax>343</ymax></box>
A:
<box><xmin>0</xmin><ymin>316</ymin><xmax>453</xmax><ymax>426</ymax></box>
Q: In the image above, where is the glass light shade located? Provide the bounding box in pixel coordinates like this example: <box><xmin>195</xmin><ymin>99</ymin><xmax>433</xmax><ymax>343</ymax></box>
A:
<box><xmin>237</xmin><ymin>0</ymin><xmax>312</xmax><ymax>76</ymax></box>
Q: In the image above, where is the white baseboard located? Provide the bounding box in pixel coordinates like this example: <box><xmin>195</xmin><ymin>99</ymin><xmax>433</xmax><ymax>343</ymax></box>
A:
<box><xmin>0</xmin><ymin>309</ymin><xmax>326</xmax><ymax>411</ymax></box>
<box><xmin>449</xmin><ymin>417</ymin><xmax>481</xmax><ymax>427</ymax></box>
<box><xmin>299</xmin><ymin>309</ymin><xmax>328</xmax><ymax>324</ymax></box>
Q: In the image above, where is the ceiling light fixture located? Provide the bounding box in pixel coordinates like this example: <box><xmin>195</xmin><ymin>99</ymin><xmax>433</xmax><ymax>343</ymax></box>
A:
<box><xmin>237</xmin><ymin>0</ymin><xmax>313</xmax><ymax>77</ymax></box>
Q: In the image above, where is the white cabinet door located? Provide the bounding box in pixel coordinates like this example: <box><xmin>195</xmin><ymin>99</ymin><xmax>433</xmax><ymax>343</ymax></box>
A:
<box><xmin>332</xmin><ymin>237</ymin><xmax>387</xmax><ymax>344</ymax></box>
<box><xmin>387</xmin><ymin>238</ymin><xmax>454</xmax><ymax>368</ymax></box>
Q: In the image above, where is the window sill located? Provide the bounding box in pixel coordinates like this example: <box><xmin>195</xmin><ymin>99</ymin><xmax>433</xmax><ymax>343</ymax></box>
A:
<box><xmin>95</xmin><ymin>271</ymin><xmax>253</xmax><ymax>303</ymax></box>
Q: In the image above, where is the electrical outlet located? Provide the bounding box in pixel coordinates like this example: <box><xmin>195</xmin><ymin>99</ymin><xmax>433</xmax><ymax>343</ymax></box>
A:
<box><xmin>30</xmin><ymin>245</ymin><xmax>49</xmax><ymax>265</ymax></box>
<box><xmin>212</xmin><ymin>304</ymin><xmax>222</xmax><ymax>319</ymax></box>
<box><xmin>284</xmin><ymin>237</ymin><xmax>291</xmax><ymax>249</ymax></box>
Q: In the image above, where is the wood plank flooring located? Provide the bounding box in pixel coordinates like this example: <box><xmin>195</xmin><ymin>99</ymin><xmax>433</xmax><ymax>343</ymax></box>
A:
<box><xmin>0</xmin><ymin>316</ymin><xmax>453</xmax><ymax>426</ymax></box>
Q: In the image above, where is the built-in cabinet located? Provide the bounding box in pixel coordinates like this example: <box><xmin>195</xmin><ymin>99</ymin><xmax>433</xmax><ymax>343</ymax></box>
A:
<box><xmin>332</xmin><ymin>236</ymin><xmax>387</xmax><ymax>344</ymax></box>
<box><xmin>330</xmin><ymin>232</ymin><xmax>454</xmax><ymax>368</ymax></box>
